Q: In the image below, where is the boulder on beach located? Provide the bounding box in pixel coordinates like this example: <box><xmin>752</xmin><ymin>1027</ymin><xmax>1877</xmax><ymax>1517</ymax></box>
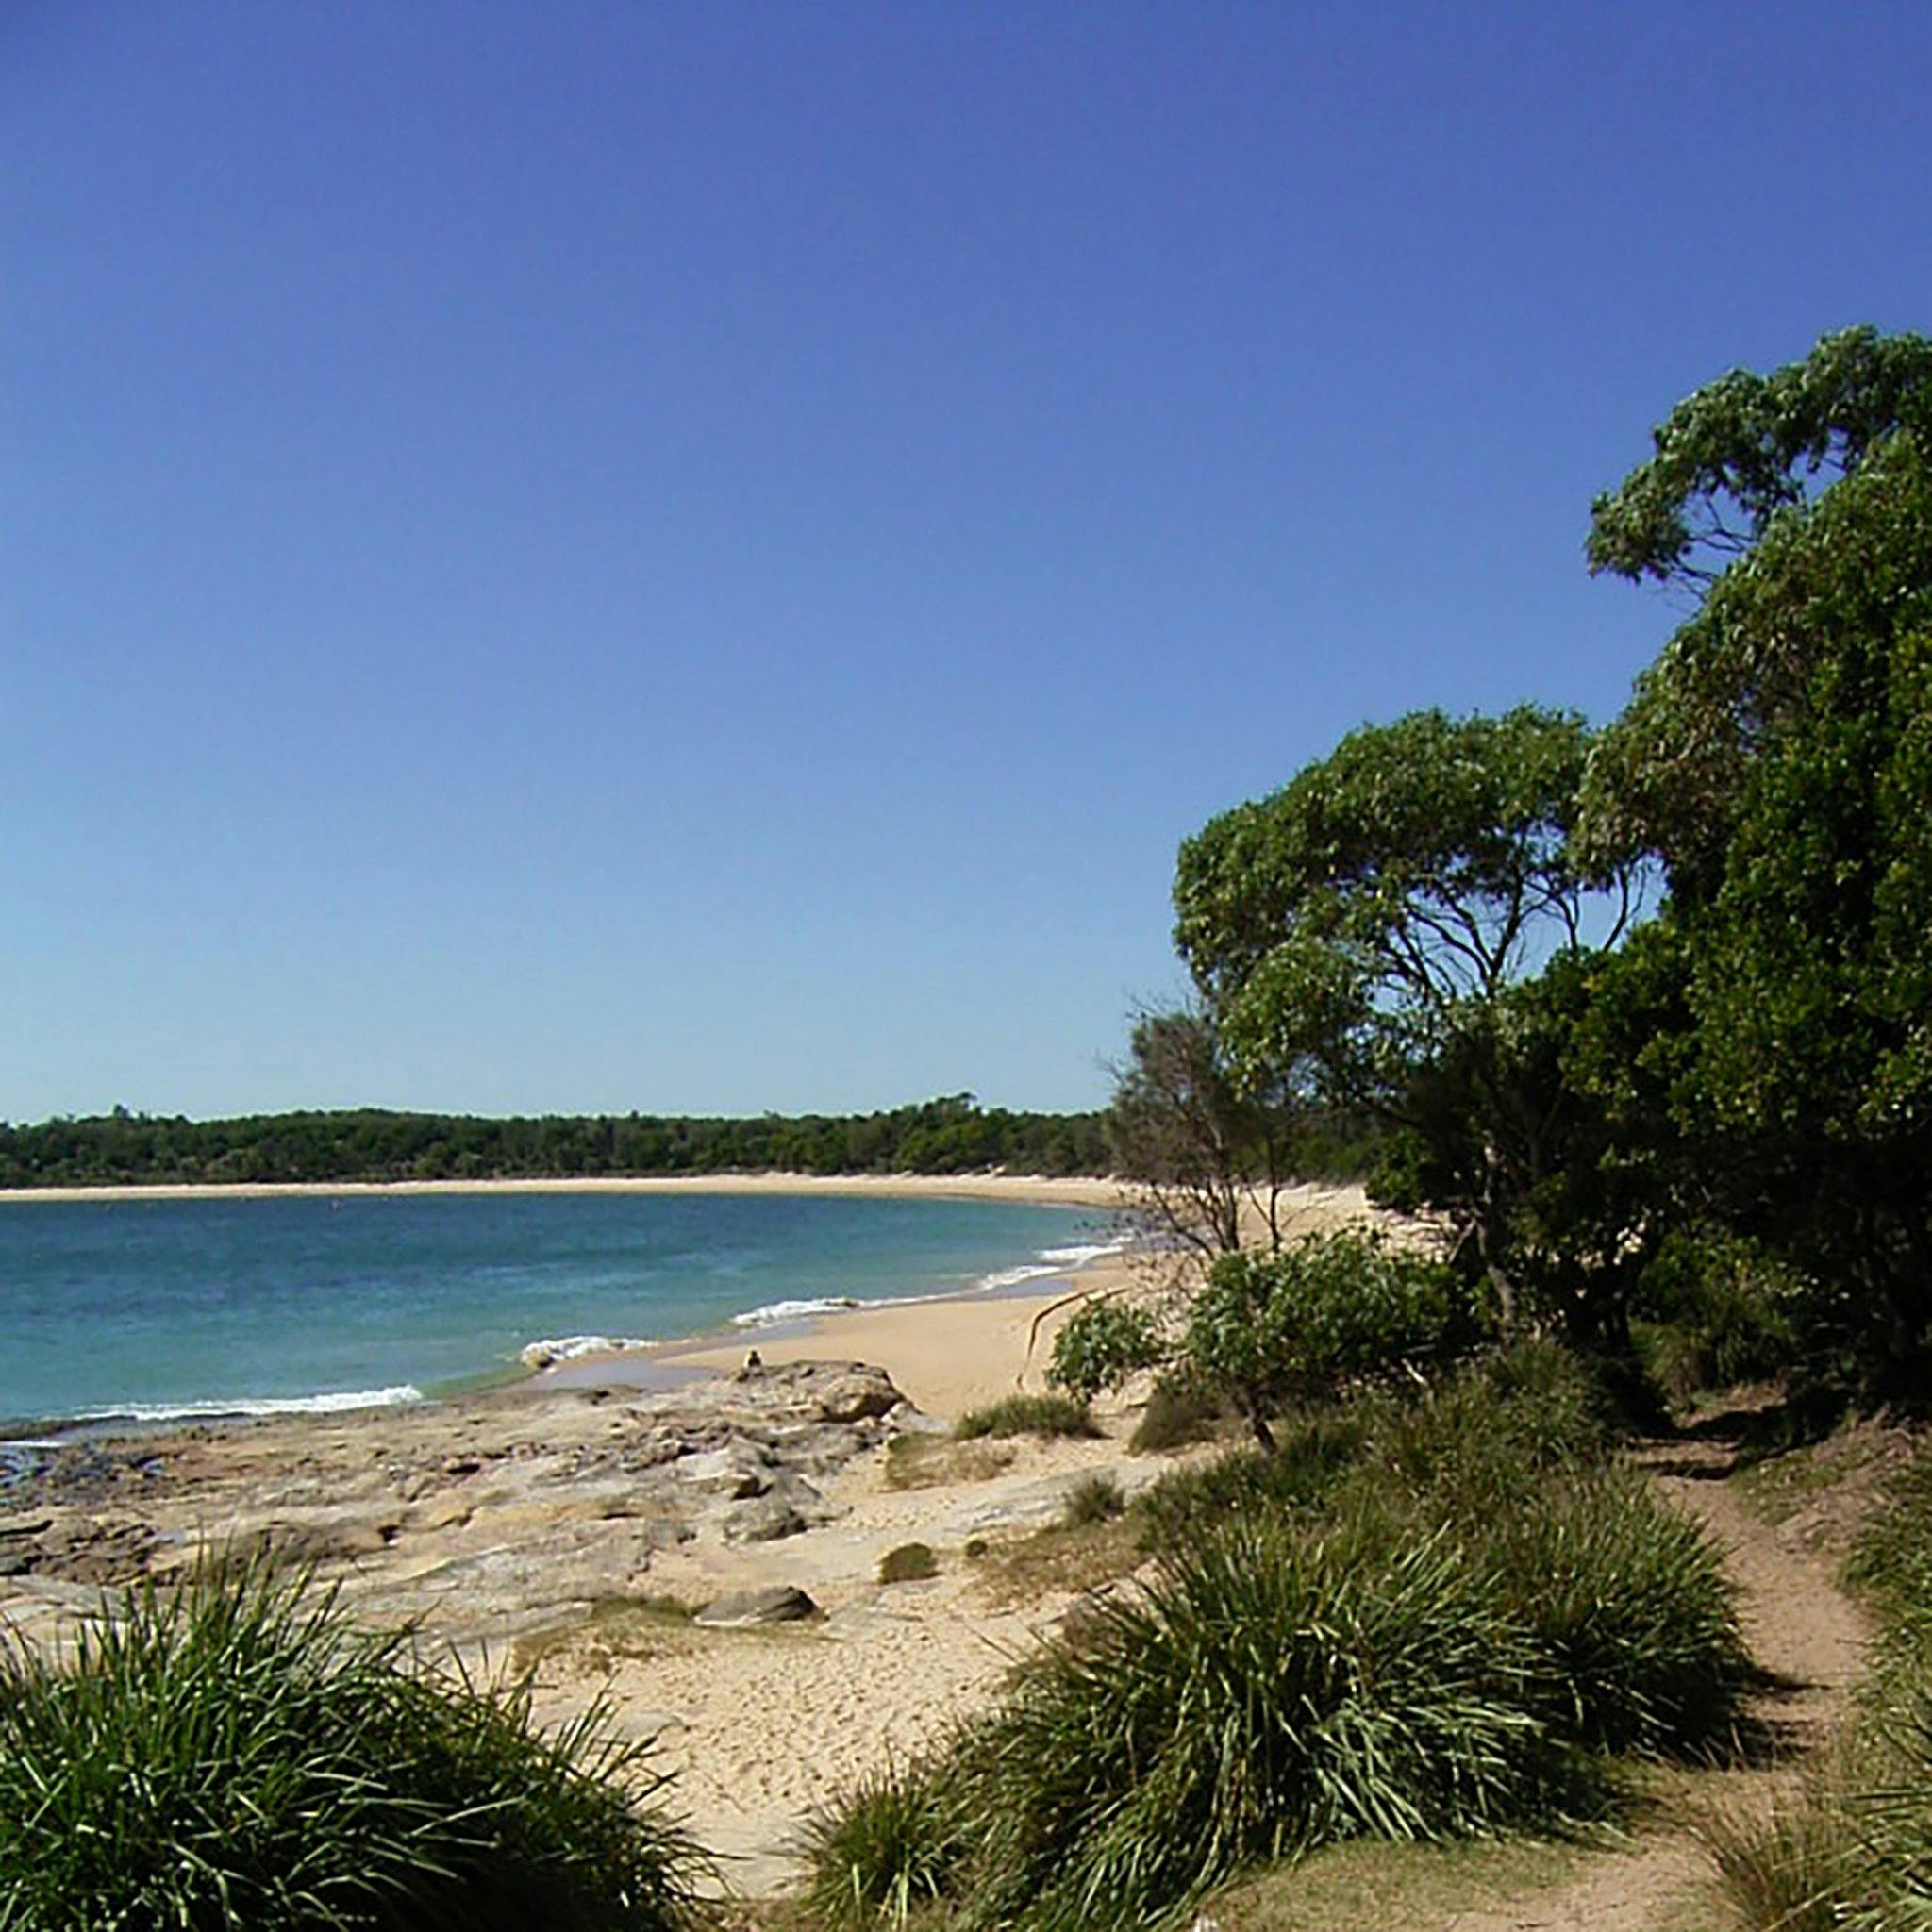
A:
<box><xmin>693</xmin><ymin>1583</ymin><xmax>819</xmax><ymax>1628</ymax></box>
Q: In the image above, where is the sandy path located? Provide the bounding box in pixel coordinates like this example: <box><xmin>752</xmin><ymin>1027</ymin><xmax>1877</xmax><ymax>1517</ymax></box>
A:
<box><xmin>1441</xmin><ymin>1427</ymin><xmax>1868</xmax><ymax>1932</ymax></box>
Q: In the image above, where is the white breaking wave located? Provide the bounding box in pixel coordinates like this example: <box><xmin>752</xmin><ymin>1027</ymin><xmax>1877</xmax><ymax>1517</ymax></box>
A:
<box><xmin>730</xmin><ymin>1295</ymin><xmax>867</xmax><ymax>1327</ymax></box>
<box><xmin>518</xmin><ymin>1335</ymin><xmax>658</xmax><ymax>1370</ymax></box>
<box><xmin>73</xmin><ymin>1385</ymin><xmax>423</xmax><ymax>1424</ymax></box>
<box><xmin>733</xmin><ymin>1234</ymin><xmax>1133</xmax><ymax>1324</ymax></box>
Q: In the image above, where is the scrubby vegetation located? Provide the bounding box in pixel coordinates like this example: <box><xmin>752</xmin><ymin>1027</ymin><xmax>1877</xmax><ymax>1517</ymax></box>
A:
<box><xmin>954</xmin><ymin>1395</ymin><xmax>1098</xmax><ymax>1441</ymax></box>
<box><xmin>0</xmin><ymin>1560</ymin><xmax>701</xmax><ymax>1931</ymax></box>
<box><xmin>809</xmin><ymin>1345</ymin><xmax>1746</xmax><ymax>1932</ymax></box>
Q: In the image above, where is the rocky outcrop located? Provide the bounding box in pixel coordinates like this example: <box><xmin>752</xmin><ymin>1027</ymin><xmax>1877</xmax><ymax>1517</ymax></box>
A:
<box><xmin>0</xmin><ymin>1361</ymin><xmax>915</xmax><ymax>1636</ymax></box>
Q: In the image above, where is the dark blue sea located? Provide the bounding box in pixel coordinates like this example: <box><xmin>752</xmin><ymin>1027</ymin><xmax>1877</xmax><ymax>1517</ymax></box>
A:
<box><xmin>0</xmin><ymin>1191</ymin><xmax>1116</xmax><ymax>1430</ymax></box>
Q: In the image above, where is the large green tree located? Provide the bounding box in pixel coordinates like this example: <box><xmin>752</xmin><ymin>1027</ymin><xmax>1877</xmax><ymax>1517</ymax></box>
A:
<box><xmin>1584</xmin><ymin>326</ymin><xmax>1932</xmax><ymax>1389</ymax></box>
<box><xmin>1174</xmin><ymin>706</ymin><xmax>1641</xmax><ymax>1328</ymax></box>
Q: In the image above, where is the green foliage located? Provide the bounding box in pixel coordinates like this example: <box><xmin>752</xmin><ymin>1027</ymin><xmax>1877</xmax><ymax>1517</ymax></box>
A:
<box><xmin>814</xmin><ymin>1348</ymin><xmax>1745</xmax><ymax>1932</ymax></box>
<box><xmin>1188</xmin><ymin>1232</ymin><xmax>1468</xmax><ymax>1432</ymax></box>
<box><xmin>1479</xmin><ymin>1469</ymin><xmax>1749</xmax><ymax>1755</ymax></box>
<box><xmin>0</xmin><ymin>1094</ymin><xmax>1111</xmax><ymax>1188</ymax></box>
<box><xmin>1061</xmin><ymin>1475</ymin><xmax>1126</xmax><ymax>1528</ymax></box>
<box><xmin>1174</xmin><ymin>706</ymin><xmax>1608</xmax><ymax>1096</ymax></box>
<box><xmin>1128</xmin><ymin>1372</ymin><xmax>1227</xmax><ymax>1454</ymax></box>
<box><xmin>958</xmin><ymin>1516</ymin><xmax>1571</xmax><ymax>1932</ymax></box>
<box><xmin>1632</xmin><ymin>1229</ymin><xmax>1805</xmax><ymax>1403</ymax></box>
<box><xmin>1047</xmin><ymin>1300</ymin><xmax>1165</xmax><ymax>1403</ymax></box>
<box><xmin>955</xmin><ymin>1395</ymin><xmax>1099</xmax><ymax>1441</ymax></box>
<box><xmin>1583</xmin><ymin>334</ymin><xmax>1932</xmax><ymax>1396</ymax></box>
<box><xmin>803</xmin><ymin>1757</ymin><xmax>973</xmax><ymax>1932</ymax></box>
<box><xmin>878</xmin><ymin>1542</ymin><xmax>940</xmax><ymax>1585</ymax></box>
<box><xmin>1586</xmin><ymin>323</ymin><xmax>1932</xmax><ymax>591</ymax></box>
<box><xmin>0</xmin><ymin>1559</ymin><xmax>700</xmax><ymax>1932</ymax></box>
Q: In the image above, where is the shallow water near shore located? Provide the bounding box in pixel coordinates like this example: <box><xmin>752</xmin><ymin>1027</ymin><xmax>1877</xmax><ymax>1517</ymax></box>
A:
<box><xmin>0</xmin><ymin>1191</ymin><xmax>1114</xmax><ymax>1428</ymax></box>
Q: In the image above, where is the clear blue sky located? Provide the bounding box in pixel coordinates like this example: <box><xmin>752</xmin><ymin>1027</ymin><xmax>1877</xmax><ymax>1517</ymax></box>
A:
<box><xmin>5</xmin><ymin>2</ymin><xmax>1929</xmax><ymax>1123</ymax></box>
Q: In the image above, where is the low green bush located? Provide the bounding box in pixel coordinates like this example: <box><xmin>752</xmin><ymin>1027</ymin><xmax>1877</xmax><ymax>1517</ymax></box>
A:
<box><xmin>1128</xmin><ymin>1372</ymin><xmax>1226</xmax><ymax>1454</ymax></box>
<box><xmin>803</xmin><ymin>1756</ymin><xmax>973</xmax><ymax>1931</ymax></box>
<box><xmin>1188</xmin><ymin>1232</ymin><xmax>1471</xmax><ymax>1442</ymax></box>
<box><xmin>1047</xmin><ymin>1300</ymin><xmax>1165</xmax><ymax>1403</ymax></box>
<box><xmin>955</xmin><ymin>1395</ymin><xmax>1098</xmax><ymax>1441</ymax></box>
<box><xmin>1477</xmin><ymin>1469</ymin><xmax>1750</xmax><ymax>1755</ymax></box>
<box><xmin>879</xmin><ymin>1542</ymin><xmax>940</xmax><ymax>1585</ymax></box>
<box><xmin>1632</xmin><ymin>1230</ymin><xmax>1806</xmax><ymax>1404</ymax></box>
<box><xmin>1061</xmin><ymin>1474</ymin><xmax>1125</xmax><ymax>1527</ymax></box>
<box><xmin>958</xmin><ymin>1515</ymin><xmax>1575</xmax><ymax>1932</ymax></box>
<box><xmin>0</xmin><ymin>1558</ymin><xmax>700</xmax><ymax>1931</ymax></box>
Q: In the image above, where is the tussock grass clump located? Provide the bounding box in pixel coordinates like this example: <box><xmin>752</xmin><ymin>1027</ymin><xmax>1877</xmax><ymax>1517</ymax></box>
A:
<box><xmin>958</xmin><ymin>1515</ymin><xmax>1575</xmax><ymax>1932</ymax></box>
<box><xmin>1477</xmin><ymin>1470</ymin><xmax>1750</xmax><ymax>1755</ymax></box>
<box><xmin>803</xmin><ymin>1757</ymin><xmax>973</xmax><ymax>1931</ymax></box>
<box><xmin>1138</xmin><ymin>1415</ymin><xmax>1364</xmax><ymax>1552</ymax></box>
<box><xmin>956</xmin><ymin>1395</ymin><xmax>1098</xmax><ymax>1441</ymax></box>
<box><xmin>879</xmin><ymin>1541</ymin><xmax>940</xmax><ymax>1584</ymax></box>
<box><xmin>1062</xmin><ymin>1474</ymin><xmax>1126</xmax><ymax>1527</ymax></box>
<box><xmin>0</xmin><ymin>1558</ymin><xmax>701</xmax><ymax>1932</ymax></box>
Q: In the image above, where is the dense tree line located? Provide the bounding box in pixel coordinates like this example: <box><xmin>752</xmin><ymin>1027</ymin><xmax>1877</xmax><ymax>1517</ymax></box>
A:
<box><xmin>0</xmin><ymin>1094</ymin><xmax>1110</xmax><ymax>1188</ymax></box>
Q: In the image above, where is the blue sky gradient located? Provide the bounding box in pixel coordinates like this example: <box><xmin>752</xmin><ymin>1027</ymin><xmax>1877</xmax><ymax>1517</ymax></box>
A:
<box><xmin>6</xmin><ymin>2</ymin><xmax>1930</xmax><ymax>1119</ymax></box>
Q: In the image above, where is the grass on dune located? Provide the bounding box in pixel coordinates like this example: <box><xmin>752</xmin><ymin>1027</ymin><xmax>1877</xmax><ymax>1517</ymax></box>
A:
<box><xmin>0</xmin><ymin>1557</ymin><xmax>702</xmax><ymax>1932</ymax></box>
<box><xmin>806</xmin><ymin>1342</ymin><xmax>1747</xmax><ymax>1932</ymax></box>
<box><xmin>954</xmin><ymin>1395</ymin><xmax>1098</xmax><ymax>1441</ymax></box>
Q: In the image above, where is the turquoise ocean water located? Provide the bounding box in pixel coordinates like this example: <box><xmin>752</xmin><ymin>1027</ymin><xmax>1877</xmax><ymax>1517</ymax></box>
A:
<box><xmin>0</xmin><ymin>1192</ymin><xmax>1116</xmax><ymax>1432</ymax></box>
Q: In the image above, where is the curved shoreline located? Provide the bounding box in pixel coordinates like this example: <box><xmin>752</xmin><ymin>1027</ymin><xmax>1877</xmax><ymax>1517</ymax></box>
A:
<box><xmin>0</xmin><ymin>1172</ymin><xmax>1127</xmax><ymax>1208</ymax></box>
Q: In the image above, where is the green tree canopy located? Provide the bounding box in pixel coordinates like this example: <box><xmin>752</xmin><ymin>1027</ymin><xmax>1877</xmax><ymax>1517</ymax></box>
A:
<box><xmin>1586</xmin><ymin>324</ymin><xmax>1932</xmax><ymax>591</ymax></box>
<box><xmin>1174</xmin><ymin>705</ymin><xmax>1628</xmax><ymax>1109</ymax></box>
<box><xmin>1583</xmin><ymin>328</ymin><xmax>1932</xmax><ymax>1391</ymax></box>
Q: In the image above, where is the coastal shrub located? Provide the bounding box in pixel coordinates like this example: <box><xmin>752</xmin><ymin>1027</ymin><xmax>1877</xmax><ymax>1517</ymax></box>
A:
<box><xmin>1187</xmin><ymin>1233</ymin><xmax>1469</xmax><ymax>1444</ymax></box>
<box><xmin>1633</xmin><ymin>1230</ymin><xmax>1807</xmax><ymax>1404</ymax></box>
<box><xmin>1061</xmin><ymin>1474</ymin><xmax>1125</xmax><ymax>1528</ymax></box>
<box><xmin>955</xmin><ymin>1395</ymin><xmax>1098</xmax><ymax>1441</ymax></box>
<box><xmin>1476</xmin><ymin>1469</ymin><xmax>1749</xmax><ymax>1756</ymax></box>
<box><xmin>0</xmin><ymin>1558</ymin><xmax>701</xmax><ymax>1932</ymax></box>
<box><xmin>802</xmin><ymin>1756</ymin><xmax>973</xmax><ymax>1931</ymax></box>
<box><xmin>1047</xmin><ymin>1300</ymin><xmax>1165</xmax><ymax>1403</ymax></box>
<box><xmin>957</xmin><ymin>1514</ymin><xmax>1573</xmax><ymax>1932</ymax></box>
<box><xmin>879</xmin><ymin>1541</ymin><xmax>940</xmax><ymax>1585</ymax></box>
<box><xmin>1127</xmin><ymin>1371</ymin><xmax>1226</xmax><ymax>1454</ymax></box>
<box><xmin>1137</xmin><ymin>1414</ymin><xmax>1366</xmax><ymax>1553</ymax></box>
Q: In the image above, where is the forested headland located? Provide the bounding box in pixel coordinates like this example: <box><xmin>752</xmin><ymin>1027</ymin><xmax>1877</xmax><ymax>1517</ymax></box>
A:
<box><xmin>0</xmin><ymin>1094</ymin><xmax>1109</xmax><ymax>1189</ymax></box>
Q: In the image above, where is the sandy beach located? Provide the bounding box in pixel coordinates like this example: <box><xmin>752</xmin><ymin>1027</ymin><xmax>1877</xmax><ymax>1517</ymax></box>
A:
<box><xmin>0</xmin><ymin>1172</ymin><xmax>1129</xmax><ymax>1208</ymax></box>
<box><xmin>0</xmin><ymin>1174</ymin><xmax>1379</xmax><ymax>1892</ymax></box>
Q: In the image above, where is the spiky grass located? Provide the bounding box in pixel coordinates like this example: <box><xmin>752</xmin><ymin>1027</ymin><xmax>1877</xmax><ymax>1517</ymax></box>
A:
<box><xmin>0</xmin><ymin>1557</ymin><xmax>701</xmax><ymax>1931</ymax></box>
<box><xmin>955</xmin><ymin>1396</ymin><xmax>1098</xmax><ymax>1441</ymax></box>
<box><xmin>1062</xmin><ymin>1475</ymin><xmax>1126</xmax><ymax>1528</ymax></box>
<box><xmin>1477</xmin><ymin>1470</ymin><xmax>1750</xmax><ymax>1756</ymax></box>
<box><xmin>958</xmin><ymin>1513</ymin><xmax>1577</xmax><ymax>1932</ymax></box>
<box><xmin>801</xmin><ymin>1757</ymin><xmax>973</xmax><ymax>1931</ymax></box>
